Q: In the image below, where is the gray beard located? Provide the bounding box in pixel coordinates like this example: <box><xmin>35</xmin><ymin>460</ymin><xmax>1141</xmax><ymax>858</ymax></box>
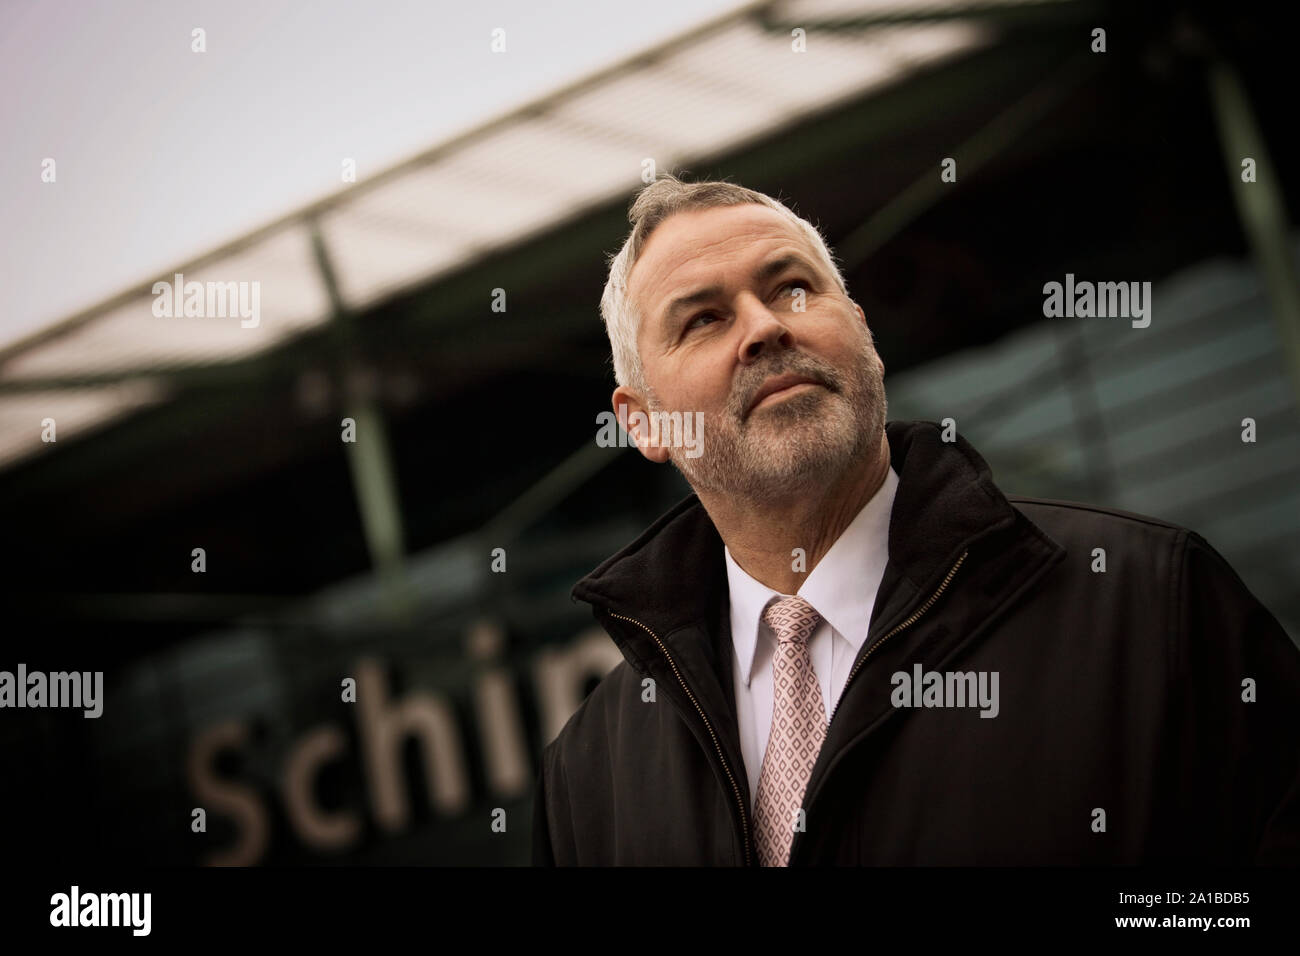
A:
<box><xmin>648</xmin><ymin>342</ymin><xmax>888</xmax><ymax>503</ymax></box>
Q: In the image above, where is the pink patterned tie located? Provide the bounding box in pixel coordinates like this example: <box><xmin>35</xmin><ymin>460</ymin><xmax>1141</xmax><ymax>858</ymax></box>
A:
<box><xmin>753</xmin><ymin>594</ymin><xmax>827</xmax><ymax>866</ymax></box>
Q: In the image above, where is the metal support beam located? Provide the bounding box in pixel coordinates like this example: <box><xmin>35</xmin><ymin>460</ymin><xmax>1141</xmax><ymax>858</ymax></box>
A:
<box><xmin>832</xmin><ymin>50</ymin><xmax>1098</xmax><ymax>269</ymax></box>
<box><xmin>1206</xmin><ymin>59</ymin><xmax>1300</xmax><ymax>413</ymax></box>
<box><xmin>310</xmin><ymin>222</ymin><xmax>413</xmax><ymax>620</ymax></box>
<box><xmin>758</xmin><ymin>0</ymin><xmax>1101</xmax><ymax>34</ymax></box>
<box><xmin>478</xmin><ymin>440</ymin><xmax>617</xmax><ymax>547</ymax></box>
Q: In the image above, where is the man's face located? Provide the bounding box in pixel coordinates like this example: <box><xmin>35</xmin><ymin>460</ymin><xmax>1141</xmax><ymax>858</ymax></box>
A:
<box><xmin>614</xmin><ymin>203</ymin><xmax>887</xmax><ymax>500</ymax></box>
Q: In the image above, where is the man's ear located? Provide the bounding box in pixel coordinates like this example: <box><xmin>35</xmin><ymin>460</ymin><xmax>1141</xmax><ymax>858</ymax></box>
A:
<box><xmin>853</xmin><ymin>300</ymin><xmax>885</xmax><ymax>376</ymax></box>
<box><xmin>611</xmin><ymin>386</ymin><xmax>672</xmax><ymax>464</ymax></box>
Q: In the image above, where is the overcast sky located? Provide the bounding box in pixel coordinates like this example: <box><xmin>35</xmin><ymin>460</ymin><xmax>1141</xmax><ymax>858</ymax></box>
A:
<box><xmin>0</xmin><ymin>0</ymin><xmax>747</xmax><ymax>349</ymax></box>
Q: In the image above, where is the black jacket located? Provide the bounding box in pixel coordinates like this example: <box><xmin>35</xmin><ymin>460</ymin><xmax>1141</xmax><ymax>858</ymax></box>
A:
<box><xmin>532</xmin><ymin>420</ymin><xmax>1300</xmax><ymax>865</ymax></box>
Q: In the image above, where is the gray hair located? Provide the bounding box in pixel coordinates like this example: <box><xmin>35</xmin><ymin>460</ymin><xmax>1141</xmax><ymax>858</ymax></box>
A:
<box><xmin>599</xmin><ymin>173</ymin><xmax>848</xmax><ymax>392</ymax></box>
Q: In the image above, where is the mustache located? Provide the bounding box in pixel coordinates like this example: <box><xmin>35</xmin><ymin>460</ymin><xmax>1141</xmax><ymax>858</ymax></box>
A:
<box><xmin>731</xmin><ymin>357</ymin><xmax>842</xmax><ymax>417</ymax></box>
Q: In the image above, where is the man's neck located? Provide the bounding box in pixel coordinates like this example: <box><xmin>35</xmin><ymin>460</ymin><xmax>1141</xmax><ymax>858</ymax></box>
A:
<box><xmin>699</xmin><ymin>430</ymin><xmax>892</xmax><ymax>594</ymax></box>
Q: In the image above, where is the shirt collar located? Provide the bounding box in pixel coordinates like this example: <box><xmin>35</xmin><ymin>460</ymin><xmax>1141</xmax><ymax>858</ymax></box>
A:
<box><xmin>725</xmin><ymin>464</ymin><xmax>899</xmax><ymax>687</ymax></box>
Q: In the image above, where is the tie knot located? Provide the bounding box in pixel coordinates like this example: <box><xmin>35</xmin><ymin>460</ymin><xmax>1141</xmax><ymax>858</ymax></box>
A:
<box><xmin>762</xmin><ymin>595</ymin><xmax>821</xmax><ymax>646</ymax></box>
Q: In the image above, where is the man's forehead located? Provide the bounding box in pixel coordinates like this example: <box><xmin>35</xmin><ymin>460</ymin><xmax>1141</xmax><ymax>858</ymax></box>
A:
<box><xmin>629</xmin><ymin>204</ymin><xmax>817</xmax><ymax>315</ymax></box>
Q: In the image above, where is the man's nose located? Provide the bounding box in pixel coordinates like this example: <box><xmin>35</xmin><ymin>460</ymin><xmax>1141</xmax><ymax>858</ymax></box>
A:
<box><xmin>736</xmin><ymin>293</ymin><xmax>794</xmax><ymax>363</ymax></box>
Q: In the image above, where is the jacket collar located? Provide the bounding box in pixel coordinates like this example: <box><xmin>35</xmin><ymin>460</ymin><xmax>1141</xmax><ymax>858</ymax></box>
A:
<box><xmin>572</xmin><ymin>419</ymin><xmax>1036</xmax><ymax>636</ymax></box>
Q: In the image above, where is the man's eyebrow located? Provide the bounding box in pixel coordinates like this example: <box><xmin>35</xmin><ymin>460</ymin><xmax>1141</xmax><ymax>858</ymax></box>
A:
<box><xmin>659</xmin><ymin>253</ymin><xmax>822</xmax><ymax>329</ymax></box>
<box><xmin>753</xmin><ymin>253</ymin><xmax>819</xmax><ymax>284</ymax></box>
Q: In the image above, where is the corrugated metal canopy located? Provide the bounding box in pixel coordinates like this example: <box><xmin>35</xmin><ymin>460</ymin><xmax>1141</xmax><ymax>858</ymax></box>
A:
<box><xmin>0</xmin><ymin>0</ymin><xmax>1026</xmax><ymax>468</ymax></box>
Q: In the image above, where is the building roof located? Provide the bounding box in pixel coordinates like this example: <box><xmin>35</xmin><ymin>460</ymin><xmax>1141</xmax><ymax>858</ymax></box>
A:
<box><xmin>0</xmin><ymin>0</ymin><xmax>1001</xmax><ymax>468</ymax></box>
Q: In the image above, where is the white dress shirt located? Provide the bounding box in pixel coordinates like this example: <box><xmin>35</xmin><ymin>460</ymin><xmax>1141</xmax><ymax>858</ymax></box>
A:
<box><xmin>724</xmin><ymin>465</ymin><xmax>899</xmax><ymax>806</ymax></box>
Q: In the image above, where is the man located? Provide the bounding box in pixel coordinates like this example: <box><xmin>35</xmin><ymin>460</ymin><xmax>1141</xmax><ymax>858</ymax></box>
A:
<box><xmin>531</xmin><ymin>174</ymin><xmax>1300</xmax><ymax>866</ymax></box>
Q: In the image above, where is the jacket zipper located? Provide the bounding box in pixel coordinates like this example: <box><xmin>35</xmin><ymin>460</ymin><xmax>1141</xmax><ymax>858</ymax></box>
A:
<box><xmin>603</xmin><ymin>548</ymin><xmax>966</xmax><ymax>867</ymax></box>
<box><xmin>827</xmin><ymin>550</ymin><xmax>968</xmax><ymax>726</ymax></box>
<box><xmin>605</xmin><ymin>610</ymin><xmax>754</xmax><ymax>867</ymax></box>
<box><xmin>789</xmin><ymin>549</ymin><xmax>968</xmax><ymax>865</ymax></box>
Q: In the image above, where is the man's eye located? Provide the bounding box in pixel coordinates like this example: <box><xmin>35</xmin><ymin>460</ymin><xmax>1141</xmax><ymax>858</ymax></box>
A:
<box><xmin>773</xmin><ymin>280</ymin><xmax>811</xmax><ymax>303</ymax></box>
<box><xmin>685</xmin><ymin>311</ymin><xmax>719</xmax><ymax>331</ymax></box>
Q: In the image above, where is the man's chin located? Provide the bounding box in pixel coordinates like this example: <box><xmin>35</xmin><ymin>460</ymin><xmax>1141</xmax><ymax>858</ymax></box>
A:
<box><xmin>670</xmin><ymin>398</ymin><xmax>878</xmax><ymax>497</ymax></box>
<box><xmin>677</xmin><ymin>443</ymin><xmax>858</xmax><ymax>499</ymax></box>
<box><xmin>745</xmin><ymin>398</ymin><xmax>859</xmax><ymax>446</ymax></box>
<box><xmin>742</xmin><ymin>383</ymin><xmax>833</xmax><ymax>423</ymax></box>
